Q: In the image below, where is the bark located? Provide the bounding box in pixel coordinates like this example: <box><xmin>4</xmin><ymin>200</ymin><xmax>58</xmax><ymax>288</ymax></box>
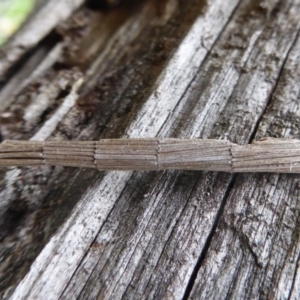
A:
<box><xmin>0</xmin><ymin>0</ymin><xmax>300</xmax><ymax>299</ymax></box>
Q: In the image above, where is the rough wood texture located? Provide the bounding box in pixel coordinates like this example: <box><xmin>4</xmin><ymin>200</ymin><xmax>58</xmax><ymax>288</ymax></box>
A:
<box><xmin>1</xmin><ymin>0</ymin><xmax>300</xmax><ymax>299</ymax></box>
<box><xmin>0</xmin><ymin>0</ymin><xmax>85</xmax><ymax>81</ymax></box>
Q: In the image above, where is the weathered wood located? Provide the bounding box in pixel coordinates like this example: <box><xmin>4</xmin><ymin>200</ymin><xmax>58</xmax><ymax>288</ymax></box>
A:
<box><xmin>1</xmin><ymin>0</ymin><xmax>218</xmax><ymax>297</ymax></box>
<box><xmin>0</xmin><ymin>0</ymin><xmax>85</xmax><ymax>80</ymax></box>
<box><xmin>1</xmin><ymin>0</ymin><xmax>300</xmax><ymax>299</ymax></box>
<box><xmin>189</xmin><ymin>17</ymin><xmax>300</xmax><ymax>298</ymax></box>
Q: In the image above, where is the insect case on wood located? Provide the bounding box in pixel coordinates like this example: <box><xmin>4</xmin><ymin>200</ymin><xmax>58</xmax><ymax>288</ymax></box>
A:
<box><xmin>0</xmin><ymin>137</ymin><xmax>300</xmax><ymax>173</ymax></box>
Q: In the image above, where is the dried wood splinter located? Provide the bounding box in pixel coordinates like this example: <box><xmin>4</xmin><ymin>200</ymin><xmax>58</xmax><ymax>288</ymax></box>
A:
<box><xmin>0</xmin><ymin>138</ymin><xmax>299</xmax><ymax>173</ymax></box>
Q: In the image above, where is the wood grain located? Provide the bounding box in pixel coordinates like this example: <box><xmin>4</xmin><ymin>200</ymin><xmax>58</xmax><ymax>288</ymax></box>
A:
<box><xmin>1</xmin><ymin>0</ymin><xmax>300</xmax><ymax>299</ymax></box>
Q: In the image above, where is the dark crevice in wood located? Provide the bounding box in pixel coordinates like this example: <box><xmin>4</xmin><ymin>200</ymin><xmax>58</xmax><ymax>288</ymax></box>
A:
<box><xmin>157</xmin><ymin>1</ymin><xmax>243</xmax><ymax>140</ymax></box>
<box><xmin>58</xmin><ymin>171</ymin><xmax>137</xmax><ymax>299</ymax></box>
<box><xmin>135</xmin><ymin>171</ymin><xmax>203</xmax><ymax>297</ymax></box>
<box><xmin>0</xmin><ymin>199</ymin><xmax>29</xmax><ymax>242</ymax></box>
<box><xmin>72</xmin><ymin>0</ymin><xmax>209</xmax><ymax>141</ymax></box>
<box><xmin>85</xmin><ymin>0</ymin><xmax>121</xmax><ymax>10</ymax></box>
<box><xmin>0</xmin><ymin>30</ymin><xmax>62</xmax><ymax>89</ymax></box>
<box><xmin>126</xmin><ymin>171</ymin><xmax>206</xmax><ymax>299</ymax></box>
<box><xmin>286</xmin><ymin>181</ymin><xmax>300</xmax><ymax>300</ymax></box>
<box><xmin>59</xmin><ymin>229</ymin><xmax>98</xmax><ymax>299</ymax></box>
<box><xmin>248</xmin><ymin>26</ymin><xmax>300</xmax><ymax>145</ymax></box>
<box><xmin>85</xmin><ymin>0</ymin><xmax>144</xmax><ymax>11</ymax></box>
<box><xmin>223</xmin><ymin>251</ymin><xmax>246</xmax><ymax>300</ymax></box>
<box><xmin>182</xmin><ymin>174</ymin><xmax>237</xmax><ymax>300</ymax></box>
<box><xmin>288</xmin><ymin>240</ymin><xmax>300</xmax><ymax>300</ymax></box>
<box><xmin>265</xmin><ymin>174</ymin><xmax>300</xmax><ymax>300</ymax></box>
<box><xmin>74</xmin><ymin>171</ymin><xmax>164</xmax><ymax>299</ymax></box>
<box><xmin>0</xmin><ymin>168</ymin><xmax>101</xmax><ymax>295</ymax></box>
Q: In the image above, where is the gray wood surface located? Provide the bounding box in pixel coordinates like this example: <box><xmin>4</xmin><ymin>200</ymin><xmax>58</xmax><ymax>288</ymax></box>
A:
<box><xmin>0</xmin><ymin>0</ymin><xmax>300</xmax><ymax>299</ymax></box>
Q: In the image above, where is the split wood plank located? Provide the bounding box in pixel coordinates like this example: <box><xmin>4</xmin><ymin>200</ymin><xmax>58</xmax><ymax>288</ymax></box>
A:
<box><xmin>189</xmin><ymin>16</ymin><xmax>300</xmax><ymax>299</ymax></box>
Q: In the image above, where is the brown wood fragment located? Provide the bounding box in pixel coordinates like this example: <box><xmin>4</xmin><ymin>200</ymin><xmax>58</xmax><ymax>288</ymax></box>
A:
<box><xmin>1</xmin><ymin>138</ymin><xmax>300</xmax><ymax>173</ymax></box>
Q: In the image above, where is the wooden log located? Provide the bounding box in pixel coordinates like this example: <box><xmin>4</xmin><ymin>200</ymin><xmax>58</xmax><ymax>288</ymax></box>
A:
<box><xmin>1</xmin><ymin>0</ymin><xmax>300</xmax><ymax>299</ymax></box>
